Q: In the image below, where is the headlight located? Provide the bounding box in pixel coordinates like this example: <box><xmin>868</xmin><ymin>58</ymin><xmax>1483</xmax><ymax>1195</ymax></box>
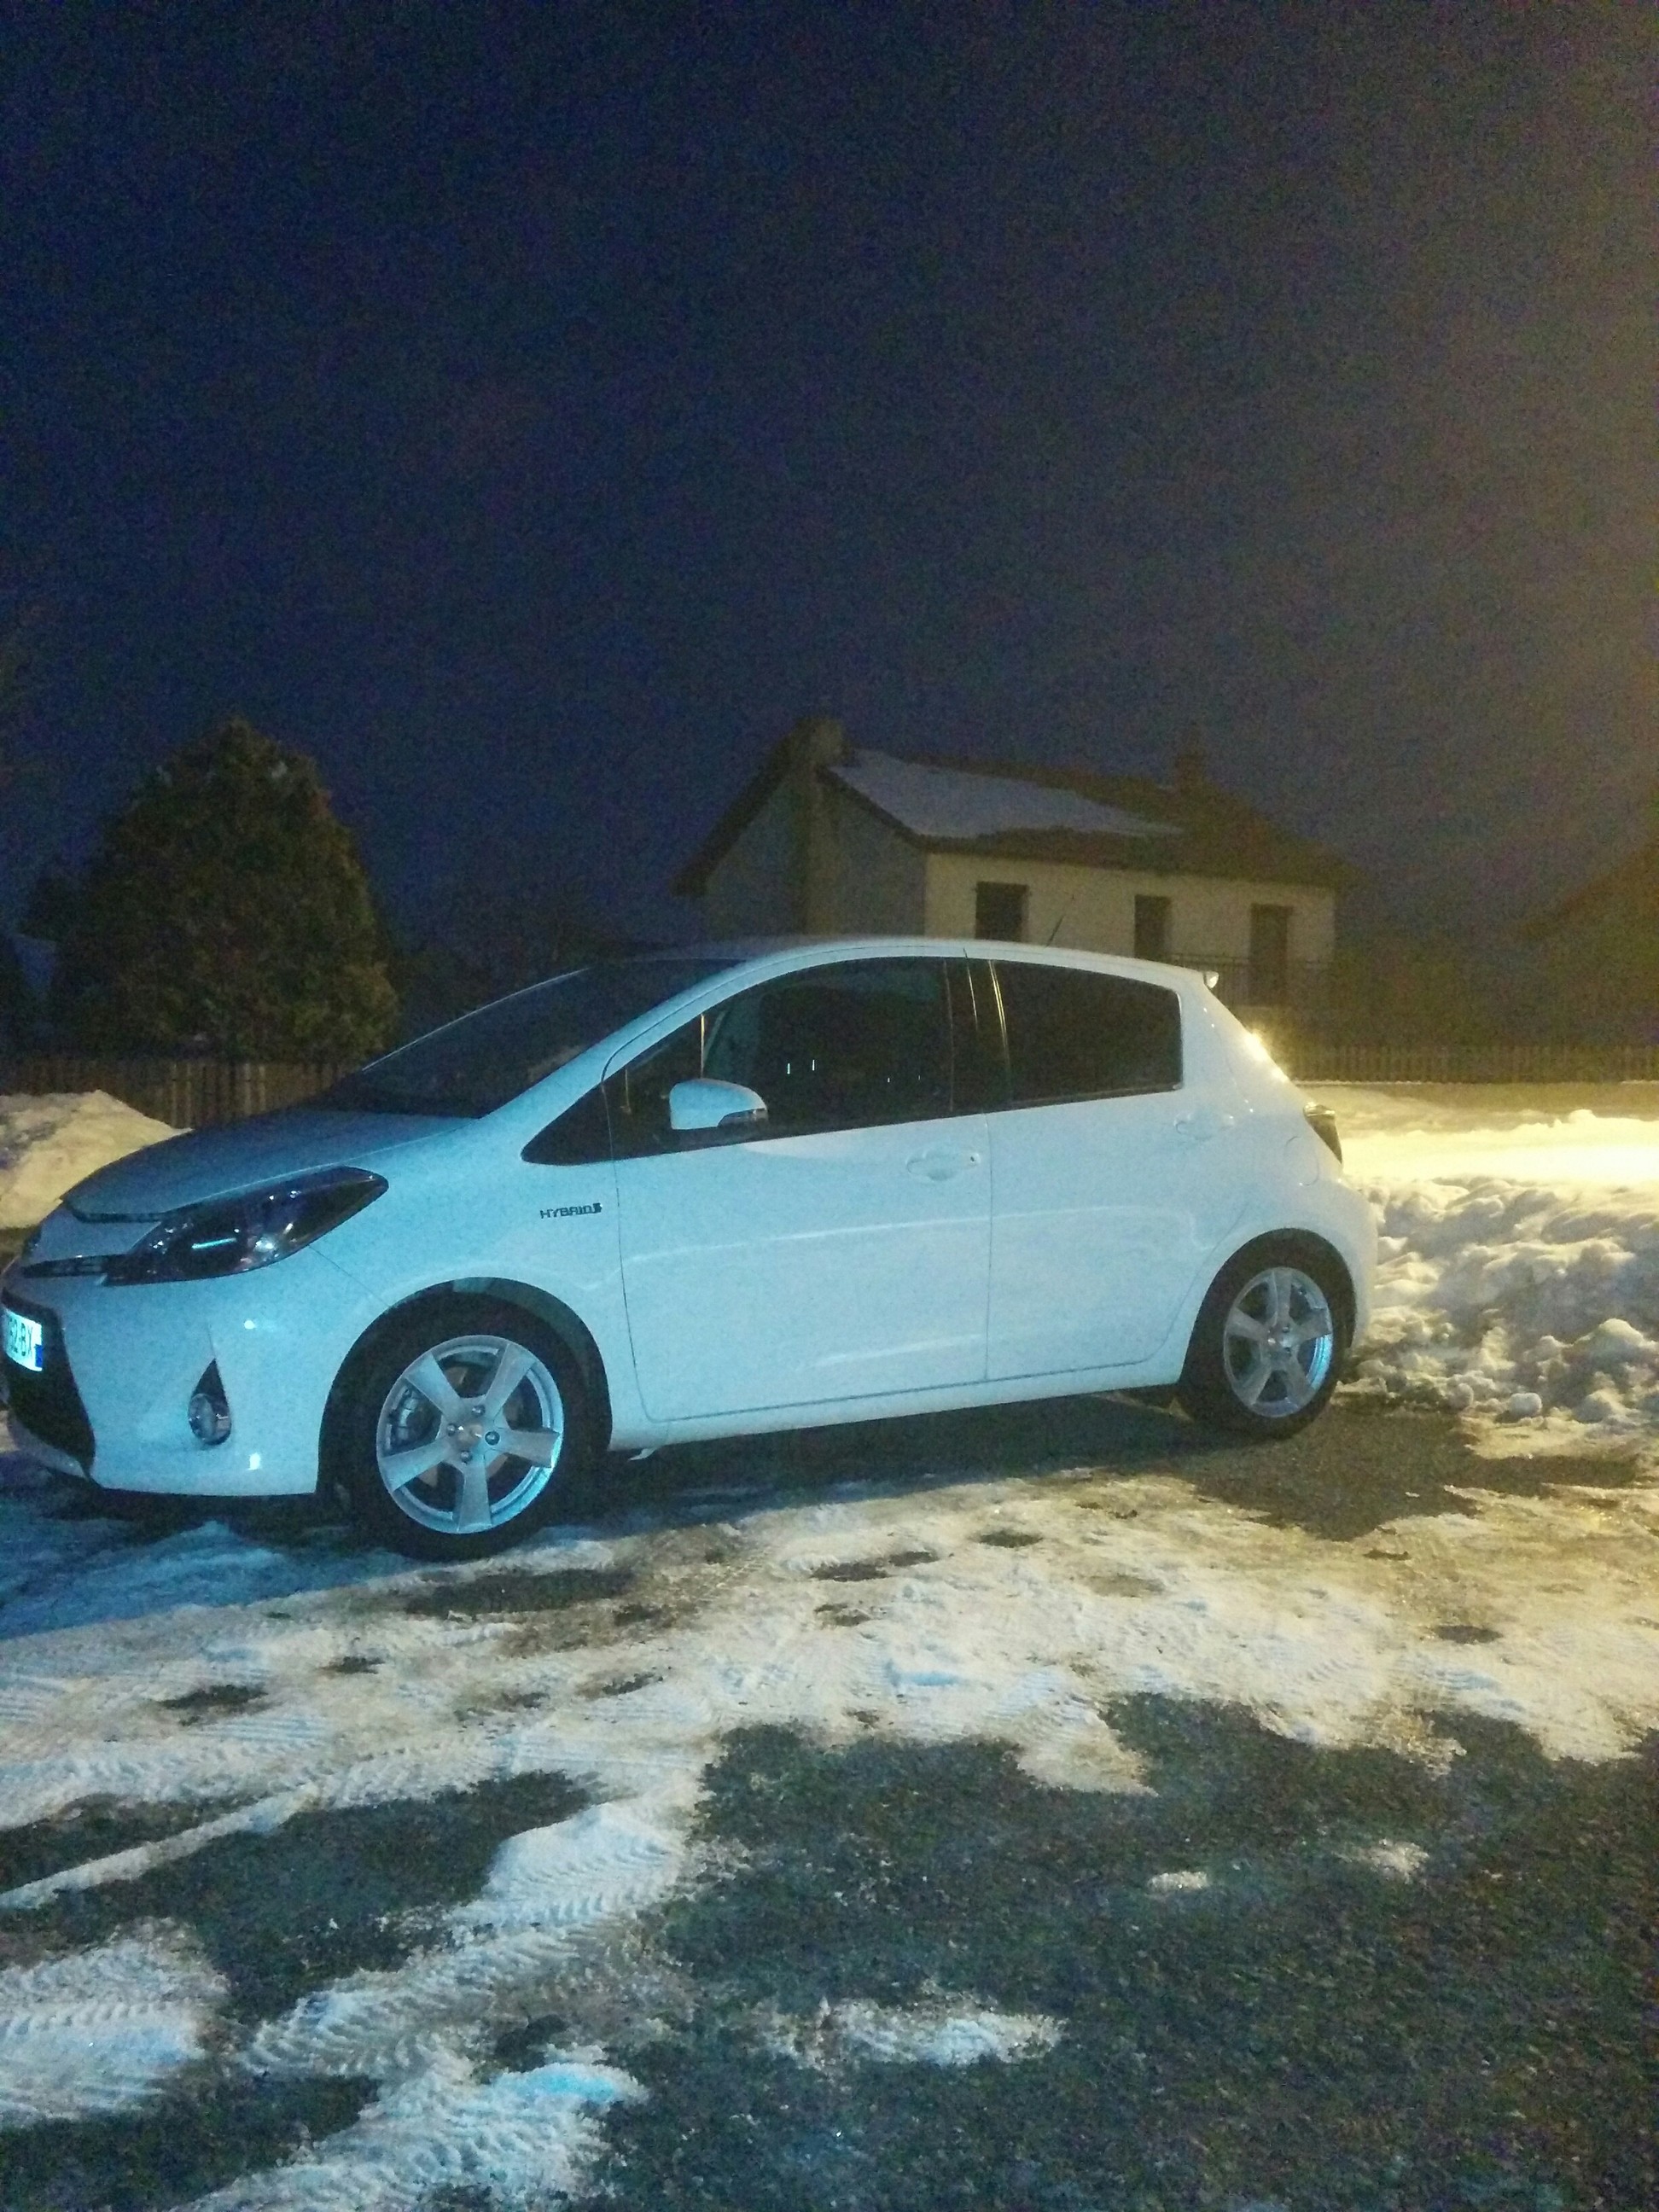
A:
<box><xmin>103</xmin><ymin>1168</ymin><xmax>387</xmax><ymax>1287</ymax></box>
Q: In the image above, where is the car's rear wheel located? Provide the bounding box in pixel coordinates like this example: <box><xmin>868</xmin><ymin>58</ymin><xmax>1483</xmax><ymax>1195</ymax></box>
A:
<box><xmin>1179</xmin><ymin>1239</ymin><xmax>1348</xmax><ymax>1437</ymax></box>
<box><xmin>338</xmin><ymin>1298</ymin><xmax>593</xmax><ymax>1559</ymax></box>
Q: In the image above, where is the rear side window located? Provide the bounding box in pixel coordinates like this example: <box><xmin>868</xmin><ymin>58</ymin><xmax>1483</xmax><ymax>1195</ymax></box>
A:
<box><xmin>995</xmin><ymin>963</ymin><xmax>1182</xmax><ymax>1105</ymax></box>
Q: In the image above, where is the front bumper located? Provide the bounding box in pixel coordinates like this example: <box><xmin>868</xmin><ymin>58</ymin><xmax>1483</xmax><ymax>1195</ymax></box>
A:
<box><xmin>1</xmin><ymin>1245</ymin><xmax>366</xmax><ymax>1496</ymax></box>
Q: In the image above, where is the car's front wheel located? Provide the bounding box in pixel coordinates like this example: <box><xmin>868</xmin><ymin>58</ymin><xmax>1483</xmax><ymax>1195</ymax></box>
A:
<box><xmin>1178</xmin><ymin>1238</ymin><xmax>1348</xmax><ymax>1438</ymax></box>
<box><xmin>336</xmin><ymin>1298</ymin><xmax>593</xmax><ymax>1559</ymax></box>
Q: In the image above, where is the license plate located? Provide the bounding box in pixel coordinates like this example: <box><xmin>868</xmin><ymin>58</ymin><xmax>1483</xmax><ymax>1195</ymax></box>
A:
<box><xmin>2</xmin><ymin>1305</ymin><xmax>44</xmax><ymax>1375</ymax></box>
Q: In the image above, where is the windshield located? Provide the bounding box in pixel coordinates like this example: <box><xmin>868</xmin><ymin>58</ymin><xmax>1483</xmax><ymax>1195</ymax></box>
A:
<box><xmin>317</xmin><ymin>955</ymin><xmax>737</xmax><ymax>1117</ymax></box>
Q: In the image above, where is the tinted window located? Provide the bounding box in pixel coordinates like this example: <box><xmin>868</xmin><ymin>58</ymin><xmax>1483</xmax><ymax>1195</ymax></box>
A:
<box><xmin>318</xmin><ymin>956</ymin><xmax>734</xmax><ymax>1118</ymax></box>
<box><xmin>522</xmin><ymin>1085</ymin><xmax>611</xmax><ymax>1166</ymax></box>
<box><xmin>949</xmin><ymin>959</ymin><xmax>1007</xmax><ymax>1112</ymax></box>
<box><xmin>706</xmin><ymin>959</ymin><xmax>950</xmax><ymax>1131</ymax></box>
<box><xmin>605</xmin><ymin>1014</ymin><xmax>707</xmax><ymax>1156</ymax></box>
<box><xmin>996</xmin><ymin>963</ymin><xmax>1181</xmax><ymax>1104</ymax></box>
<box><xmin>606</xmin><ymin>959</ymin><xmax>952</xmax><ymax>1152</ymax></box>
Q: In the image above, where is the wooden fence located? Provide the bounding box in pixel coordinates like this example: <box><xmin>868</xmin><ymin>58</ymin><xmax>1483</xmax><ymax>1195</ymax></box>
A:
<box><xmin>1281</xmin><ymin>1041</ymin><xmax>1659</xmax><ymax>1085</ymax></box>
<box><xmin>0</xmin><ymin>1057</ymin><xmax>349</xmax><ymax>1127</ymax></box>
<box><xmin>5</xmin><ymin>1041</ymin><xmax>1659</xmax><ymax>1129</ymax></box>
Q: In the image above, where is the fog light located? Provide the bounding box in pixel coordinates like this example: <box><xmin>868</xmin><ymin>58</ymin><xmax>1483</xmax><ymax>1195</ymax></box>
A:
<box><xmin>188</xmin><ymin>1362</ymin><xmax>232</xmax><ymax>1447</ymax></box>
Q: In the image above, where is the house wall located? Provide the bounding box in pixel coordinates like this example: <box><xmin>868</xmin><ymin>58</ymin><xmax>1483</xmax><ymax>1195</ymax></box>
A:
<box><xmin>701</xmin><ymin>776</ymin><xmax>800</xmax><ymax>936</ymax></box>
<box><xmin>700</xmin><ymin>773</ymin><xmax>928</xmax><ymax>938</ymax></box>
<box><xmin>820</xmin><ymin>786</ymin><xmax>928</xmax><ymax>934</ymax></box>
<box><xmin>922</xmin><ymin>853</ymin><xmax>1336</xmax><ymax>966</ymax></box>
<box><xmin>698</xmin><ymin>770</ymin><xmax>1335</xmax><ymax>969</ymax></box>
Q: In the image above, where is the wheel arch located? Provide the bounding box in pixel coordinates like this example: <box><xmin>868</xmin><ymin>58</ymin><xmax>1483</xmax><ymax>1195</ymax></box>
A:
<box><xmin>1191</xmin><ymin>1227</ymin><xmax>1358</xmax><ymax>1359</ymax></box>
<box><xmin>319</xmin><ymin>1276</ymin><xmax>614</xmax><ymax>1493</ymax></box>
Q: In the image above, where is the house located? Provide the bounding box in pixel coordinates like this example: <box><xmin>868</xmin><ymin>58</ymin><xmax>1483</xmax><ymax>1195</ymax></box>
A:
<box><xmin>674</xmin><ymin>719</ymin><xmax>1349</xmax><ymax>1018</ymax></box>
<box><xmin>1519</xmin><ymin>829</ymin><xmax>1659</xmax><ymax>1043</ymax></box>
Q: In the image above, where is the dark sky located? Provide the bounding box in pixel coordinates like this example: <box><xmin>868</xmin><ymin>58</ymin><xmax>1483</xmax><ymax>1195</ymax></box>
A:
<box><xmin>2</xmin><ymin>2</ymin><xmax>1650</xmax><ymax>947</ymax></box>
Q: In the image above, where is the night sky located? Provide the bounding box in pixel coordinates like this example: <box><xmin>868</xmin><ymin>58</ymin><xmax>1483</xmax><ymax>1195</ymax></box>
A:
<box><xmin>3</xmin><ymin>3</ymin><xmax>1650</xmax><ymax>950</ymax></box>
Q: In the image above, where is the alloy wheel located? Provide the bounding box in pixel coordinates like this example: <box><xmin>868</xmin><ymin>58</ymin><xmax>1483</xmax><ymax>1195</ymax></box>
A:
<box><xmin>374</xmin><ymin>1332</ymin><xmax>566</xmax><ymax>1538</ymax></box>
<box><xmin>1220</xmin><ymin>1265</ymin><xmax>1336</xmax><ymax>1418</ymax></box>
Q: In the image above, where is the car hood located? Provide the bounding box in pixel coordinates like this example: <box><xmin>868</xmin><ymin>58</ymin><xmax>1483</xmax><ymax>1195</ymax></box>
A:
<box><xmin>65</xmin><ymin>1107</ymin><xmax>457</xmax><ymax>1220</ymax></box>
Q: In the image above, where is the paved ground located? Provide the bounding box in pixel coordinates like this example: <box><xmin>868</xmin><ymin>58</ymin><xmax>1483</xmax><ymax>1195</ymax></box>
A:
<box><xmin>1</xmin><ymin>1398</ymin><xmax>1656</xmax><ymax>2212</ymax></box>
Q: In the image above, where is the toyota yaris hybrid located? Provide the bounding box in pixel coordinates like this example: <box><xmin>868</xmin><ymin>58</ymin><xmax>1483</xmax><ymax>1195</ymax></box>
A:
<box><xmin>3</xmin><ymin>940</ymin><xmax>1374</xmax><ymax>1560</ymax></box>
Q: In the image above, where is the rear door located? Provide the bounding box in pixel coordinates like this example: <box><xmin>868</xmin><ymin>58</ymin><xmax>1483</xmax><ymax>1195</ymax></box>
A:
<box><xmin>608</xmin><ymin>956</ymin><xmax>991</xmax><ymax>1420</ymax></box>
<box><xmin>984</xmin><ymin>959</ymin><xmax>1247</xmax><ymax>1375</ymax></box>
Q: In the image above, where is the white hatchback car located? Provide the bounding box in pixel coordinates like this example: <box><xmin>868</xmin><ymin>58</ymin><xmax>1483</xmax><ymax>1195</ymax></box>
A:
<box><xmin>3</xmin><ymin>940</ymin><xmax>1374</xmax><ymax>1560</ymax></box>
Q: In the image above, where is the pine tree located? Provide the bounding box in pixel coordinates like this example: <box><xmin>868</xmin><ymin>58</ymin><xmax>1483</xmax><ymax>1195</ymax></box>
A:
<box><xmin>55</xmin><ymin>719</ymin><xmax>399</xmax><ymax>1060</ymax></box>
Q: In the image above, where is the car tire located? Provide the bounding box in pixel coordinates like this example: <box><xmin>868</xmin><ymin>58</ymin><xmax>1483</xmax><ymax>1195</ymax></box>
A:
<box><xmin>335</xmin><ymin>1297</ymin><xmax>595</xmax><ymax>1561</ymax></box>
<box><xmin>1178</xmin><ymin>1237</ymin><xmax>1348</xmax><ymax>1439</ymax></box>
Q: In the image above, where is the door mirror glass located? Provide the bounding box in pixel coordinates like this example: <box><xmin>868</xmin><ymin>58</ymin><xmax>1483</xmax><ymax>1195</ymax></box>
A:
<box><xmin>668</xmin><ymin>1078</ymin><xmax>769</xmax><ymax>1134</ymax></box>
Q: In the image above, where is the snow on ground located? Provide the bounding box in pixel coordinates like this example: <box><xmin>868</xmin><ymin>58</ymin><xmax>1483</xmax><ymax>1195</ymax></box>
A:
<box><xmin>0</xmin><ymin>1091</ymin><xmax>178</xmax><ymax>1228</ymax></box>
<box><xmin>0</xmin><ymin>1928</ymin><xmax>227</xmax><ymax>2126</ymax></box>
<box><xmin>0</xmin><ymin>1454</ymin><xmax>1656</xmax><ymax>2200</ymax></box>
<box><xmin>1</xmin><ymin>1084</ymin><xmax>1657</xmax><ymax>2204</ymax></box>
<box><xmin>1326</xmin><ymin>1085</ymin><xmax>1659</xmax><ymax>1450</ymax></box>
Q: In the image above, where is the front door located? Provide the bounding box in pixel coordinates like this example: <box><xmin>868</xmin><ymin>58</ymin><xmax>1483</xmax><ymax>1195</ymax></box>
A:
<box><xmin>609</xmin><ymin>957</ymin><xmax>991</xmax><ymax>1421</ymax></box>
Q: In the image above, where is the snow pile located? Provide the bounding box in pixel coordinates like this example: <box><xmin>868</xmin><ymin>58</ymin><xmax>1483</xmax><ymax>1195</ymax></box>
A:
<box><xmin>1333</xmin><ymin>1089</ymin><xmax>1659</xmax><ymax>1448</ymax></box>
<box><xmin>0</xmin><ymin>1091</ymin><xmax>178</xmax><ymax>1229</ymax></box>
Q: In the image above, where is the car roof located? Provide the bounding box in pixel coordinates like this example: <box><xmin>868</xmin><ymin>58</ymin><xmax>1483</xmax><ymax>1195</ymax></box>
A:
<box><xmin>669</xmin><ymin>934</ymin><xmax>1216</xmax><ymax>993</ymax></box>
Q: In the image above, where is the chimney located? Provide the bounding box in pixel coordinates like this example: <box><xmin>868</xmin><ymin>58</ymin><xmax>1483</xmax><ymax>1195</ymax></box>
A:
<box><xmin>787</xmin><ymin>716</ymin><xmax>847</xmax><ymax>932</ymax></box>
<box><xmin>1173</xmin><ymin>744</ymin><xmax>1206</xmax><ymax>796</ymax></box>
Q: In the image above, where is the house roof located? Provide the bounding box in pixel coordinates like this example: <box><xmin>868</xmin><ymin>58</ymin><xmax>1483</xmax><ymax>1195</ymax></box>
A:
<box><xmin>674</xmin><ymin>736</ymin><xmax>1352</xmax><ymax>896</ymax></box>
<box><xmin>830</xmin><ymin>751</ymin><xmax>1181</xmax><ymax>844</ymax></box>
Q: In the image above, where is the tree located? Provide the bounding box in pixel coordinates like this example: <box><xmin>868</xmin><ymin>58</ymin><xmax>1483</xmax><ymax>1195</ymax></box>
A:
<box><xmin>54</xmin><ymin>718</ymin><xmax>399</xmax><ymax>1060</ymax></box>
<box><xmin>0</xmin><ymin>929</ymin><xmax>38</xmax><ymax>1051</ymax></box>
<box><xmin>390</xmin><ymin>864</ymin><xmax>624</xmax><ymax>1039</ymax></box>
<box><xmin>0</xmin><ymin>602</ymin><xmax>39</xmax><ymax>795</ymax></box>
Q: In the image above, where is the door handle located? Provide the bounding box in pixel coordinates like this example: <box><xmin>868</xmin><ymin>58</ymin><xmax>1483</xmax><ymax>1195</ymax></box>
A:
<box><xmin>905</xmin><ymin>1147</ymin><xmax>981</xmax><ymax>1182</ymax></box>
<box><xmin>1174</xmin><ymin>1109</ymin><xmax>1235</xmax><ymax>1144</ymax></box>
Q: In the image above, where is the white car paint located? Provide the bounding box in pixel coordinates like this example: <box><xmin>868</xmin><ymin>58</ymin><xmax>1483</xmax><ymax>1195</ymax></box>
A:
<box><xmin>613</xmin><ymin>1111</ymin><xmax>992</xmax><ymax>1420</ymax></box>
<box><xmin>2</xmin><ymin>939</ymin><xmax>1376</xmax><ymax>1536</ymax></box>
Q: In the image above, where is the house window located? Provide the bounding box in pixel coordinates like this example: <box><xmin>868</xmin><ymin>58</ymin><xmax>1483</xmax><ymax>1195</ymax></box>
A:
<box><xmin>975</xmin><ymin>882</ymin><xmax>1028</xmax><ymax>941</ymax></box>
<box><xmin>1133</xmin><ymin>894</ymin><xmax>1171</xmax><ymax>961</ymax></box>
<box><xmin>1248</xmin><ymin>905</ymin><xmax>1292</xmax><ymax>1003</ymax></box>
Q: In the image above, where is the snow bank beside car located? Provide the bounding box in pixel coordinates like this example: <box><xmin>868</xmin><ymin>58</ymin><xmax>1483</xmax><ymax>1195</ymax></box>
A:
<box><xmin>1332</xmin><ymin>1087</ymin><xmax>1658</xmax><ymax>1450</ymax></box>
<box><xmin>0</xmin><ymin>1091</ymin><xmax>178</xmax><ymax>1229</ymax></box>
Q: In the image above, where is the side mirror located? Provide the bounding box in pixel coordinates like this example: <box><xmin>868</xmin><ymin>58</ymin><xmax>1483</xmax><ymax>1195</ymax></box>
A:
<box><xmin>668</xmin><ymin>1077</ymin><xmax>769</xmax><ymax>1136</ymax></box>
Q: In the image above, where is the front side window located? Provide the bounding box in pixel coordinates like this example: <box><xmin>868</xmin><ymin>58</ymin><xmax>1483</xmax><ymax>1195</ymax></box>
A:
<box><xmin>996</xmin><ymin>962</ymin><xmax>1182</xmax><ymax>1104</ymax></box>
<box><xmin>607</xmin><ymin>958</ymin><xmax>953</xmax><ymax>1153</ymax></box>
<box><xmin>605</xmin><ymin>1014</ymin><xmax>707</xmax><ymax>1156</ymax></box>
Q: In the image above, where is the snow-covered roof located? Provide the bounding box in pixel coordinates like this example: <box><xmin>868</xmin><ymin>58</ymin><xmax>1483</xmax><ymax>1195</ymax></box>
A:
<box><xmin>672</xmin><ymin>722</ymin><xmax>1351</xmax><ymax>899</ymax></box>
<box><xmin>830</xmin><ymin>749</ymin><xmax>1180</xmax><ymax>844</ymax></box>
